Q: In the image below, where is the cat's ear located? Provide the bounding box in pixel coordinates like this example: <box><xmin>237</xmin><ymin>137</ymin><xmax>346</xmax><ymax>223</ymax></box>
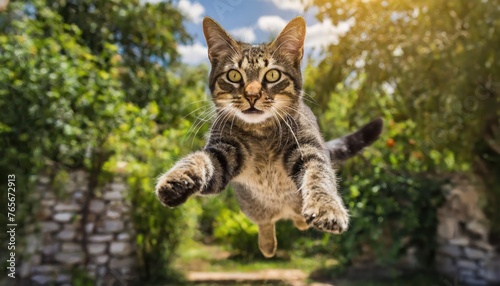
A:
<box><xmin>270</xmin><ymin>17</ymin><xmax>306</xmax><ymax>62</ymax></box>
<box><xmin>203</xmin><ymin>17</ymin><xmax>239</xmax><ymax>62</ymax></box>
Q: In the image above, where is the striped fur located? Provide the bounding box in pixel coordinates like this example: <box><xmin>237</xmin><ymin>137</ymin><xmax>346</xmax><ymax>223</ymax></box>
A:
<box><xmin>155</xmin><ymin>17</ymin><xmax>382</xmax><ymax>258</ymax></box>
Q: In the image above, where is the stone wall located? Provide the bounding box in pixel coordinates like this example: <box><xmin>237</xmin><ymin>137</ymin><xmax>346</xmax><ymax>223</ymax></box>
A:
<box><xmin>436</xmin><ymin>175</ymin><xmax>500</xmax><ymax>285</ymax></box>
<box><xmin>19</xmin><ymin>170</ymin><xmax>136</xmax><ymax>286</ymax></box>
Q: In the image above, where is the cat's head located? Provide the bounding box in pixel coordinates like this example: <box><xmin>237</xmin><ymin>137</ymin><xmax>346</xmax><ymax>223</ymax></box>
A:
<box><xmin>203</xmin><ymin>17</ymin><xmax>306</xmax><ymax>124</ymax></box>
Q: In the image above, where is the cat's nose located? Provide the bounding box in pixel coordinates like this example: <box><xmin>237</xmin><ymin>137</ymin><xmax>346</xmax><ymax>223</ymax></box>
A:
<box><xmin>244</xmin><ymin>81</ymin><xmax>262</xmax><ymax>105</ymax></box>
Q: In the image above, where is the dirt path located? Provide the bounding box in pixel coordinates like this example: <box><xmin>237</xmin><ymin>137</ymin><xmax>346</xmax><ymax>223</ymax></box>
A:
<box><xmin>187</xmin><ymin>269</ymin><xmax>333</xmax><ymax>286</ymax></box>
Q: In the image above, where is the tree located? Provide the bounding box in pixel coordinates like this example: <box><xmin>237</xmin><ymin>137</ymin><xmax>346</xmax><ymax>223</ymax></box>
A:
<box><xmin>0</xmin><ymin>0</ymin><xmax>208</xmax><ymax>281</ymax></box>
<box><xmin>309</xmin><ymin>0</ymin><xmax>499</xmax><ymax>170</ymax></box>
<box><xmin>309</xmin><ymin>0</ymin><xmax>499</xmax><ymax>236</ymax></box>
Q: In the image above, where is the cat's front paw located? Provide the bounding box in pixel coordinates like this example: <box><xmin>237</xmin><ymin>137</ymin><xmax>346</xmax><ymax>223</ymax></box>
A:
<box><xmin>302</xmin><ymin>195</ymin><xmax>349</xmax><ymax>234</ymax></box>
<box><xmin>155</xmin><ymin>167</ymin><xmax>203</xmax><ymax>207</ymax></box>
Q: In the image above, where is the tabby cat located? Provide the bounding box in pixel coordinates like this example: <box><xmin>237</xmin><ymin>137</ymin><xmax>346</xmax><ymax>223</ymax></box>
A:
<box><xmin>155</xmin><ymin>16</ymin><xmax>383</xmax><ymax>258</ymax></box>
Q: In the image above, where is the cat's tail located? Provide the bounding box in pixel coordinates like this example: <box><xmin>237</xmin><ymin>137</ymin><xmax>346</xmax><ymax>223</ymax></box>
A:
<box><xmin>326</xmin><ymin>118</ymin><xmax>384</xmax><ymax>162</ymax></box>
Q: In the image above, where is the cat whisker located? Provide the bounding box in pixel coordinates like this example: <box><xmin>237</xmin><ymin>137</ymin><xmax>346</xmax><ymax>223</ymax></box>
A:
<box><xmin>274</xmin><ymin>105</ymin><xmax>300</xmax><ymax>130</ymax></box>
<box><xmin>269</xmin><ymin>109</ymin><xmax>283</xmax><ymax>147</ymax></box>
<box><xmin>298</xmin><ymin>89</ymin><xmax>320</xmax><ymax>106</ymax></box>
<box><xmin>185</xmin><ymin>109</ymin><xmax>219</xmax><ymax>146</ymax></box>
<box><xmin>186</xmin><ymin>99</ymin><xmax>211</xmax><ymax>106</ymax></box>
<box><xmin>229</xmin><ymin>111</ymin><xmax>237</xmax><ymax>135</ymax></box>
<box><xmin>211</xmin><ymin>105</ymin><xmax>233</xmax><ymax>134</ymax></box>
<box><xmin>272</xmin><ymin>107</ymin><xmax>303</xmax><ymax>158</ymax></box>
<box><xmin>281</xmin><ymin>105</ymin><xmax>319</xmax><ymax>131</ymax></box>
<box><xmin>182</xmin><ymin>103</ymin><xmax>214</xmax><ymax>120</ymax></box>
<box><xmin>218</xmin><ymin>108</ymin><xmax>234</xmax><ymax>135</ymax></box>
<box><xmin>185</xmin><ymin>108</ymin><xmax>216</xmax><ymax>137</ymax></box>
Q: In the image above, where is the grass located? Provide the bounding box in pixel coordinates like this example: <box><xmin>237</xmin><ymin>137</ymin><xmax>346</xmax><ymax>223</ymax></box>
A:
<box><xmin>174</xmin><ymin>239</ymin><xmax>339</xmax><ymax>273</ymax></box>
<box><xmin>173</xmin><ymin>240</ymin><xmax>446</xmax><ymax>286</ymax></box>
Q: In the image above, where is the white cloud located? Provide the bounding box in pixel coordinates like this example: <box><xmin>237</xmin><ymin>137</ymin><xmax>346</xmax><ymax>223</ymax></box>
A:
<box><xmin>305</xmin><ymin>18</ymin><xmax>354</xmax><ymax>48</ymax></box>
<box><xmin>256</xmin><ymin>15</ymin><xmax>287</xmax><ymax>34</ymax></box>
<box><xmin>178</xmin><ymin>42</ymin><xmax>208</xmax><ymax>65</ymax></box>
<box><xmin>264</xmin><ymin>0</ymin><xmax>310</xmax><ymax>12</ymax></box>
<box><xmin>178</xmin><ymin>0</ymin><xmax>205</xmax><ymax>23</ymax></box>
<box><xmin>229</xmin><ymin>27</ymin><xmax>256</xmax><ymax>43</ymax></box>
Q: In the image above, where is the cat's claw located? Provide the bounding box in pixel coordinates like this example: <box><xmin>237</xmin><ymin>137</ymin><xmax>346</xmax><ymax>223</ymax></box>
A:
<box><xmin>155</xmin><ymin>169</ymin><xmax>201</xmax><ymax>207</ymax></box>
<box><xmin>302</xmin><ymin>199</ymin><xmax>349</xmax><ymax>234</ymax></box>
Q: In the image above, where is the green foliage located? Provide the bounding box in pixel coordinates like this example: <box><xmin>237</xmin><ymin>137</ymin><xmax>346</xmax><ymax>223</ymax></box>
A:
<box><xmin>307</xmin><ymin>0</ymin><xmax>500</xmax><ymax>257</ymax></box>
<box><xmin>214</xmin><ymin>208</ymin><xmax>260</xmax><ymax>258</ymax></box>
<box><xmin>310</xmin><ymin>0</ymin><xmax>499</xmax><ymax>169</ymax></box>
<box><xmin>333</xmin><ymin>165</ymin><xmax>443</xmax><ymax>266</ymax></box>
<box><xmin>0</xmin><ymin>0</ymin><xmax>209</xmax><ymax>282</ymax></box>
<box><xmin>71</xmin><ymin>268</ymin><xmax>95</xmax><ymax>286</ymax></box>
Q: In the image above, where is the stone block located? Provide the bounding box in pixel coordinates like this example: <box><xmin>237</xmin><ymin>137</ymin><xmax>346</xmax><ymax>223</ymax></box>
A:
<box><xmin>93</xmin><ymin>255</ymin><xmax>109</xmax><ymax>265</ymax></box>
<box><xmin>30</xmin><ymin>254</ymin><xmax>41</xmax><ymax>265</ymax></box>
<box><xmin>88</xmin><ymin>243</ymin><xmax>107</xmax><ymax>255</ymax></box>
<box><xmin>43</xmin><ymin>192</ymin><xmax>55</xmax><ymax>199</ymax></box>
<box><xmin>89</xmin><ymin>199</ymin><xmax>105</xmax><ymax>213</ymax></box>
<box><xmin>32</xmin><ymin>265</ymin><xmax>58</xmax><ymax>274</ymax></box>
<box><xmin>110</xmin><ymin>242</ymin><xmax>132</xmax><ymax>256</ymax></box>
<box><xmin>110</xmin><ymin>182</ymin><xmax>126</xmax><ymax>192</ymax></box>
<box><xmin>54</xmin><ymin>203</ymin><xmax>80</xmax><ymax>212</ymax></box>
<box><xmin>117</xmin><ymin>233</ymin><xmax>131</xmax><ymax>241</ymax></box>
<box><xmin>62</xmin><ymin>242</ymin><xmax>81</xmax><ymax>252</ymax></box>
<box><xmin>438</xmin><ymin>244</ymin><xmax>463</xmax><ymax>258</ymax></box>
<box><xmin>73</xmin><ymin>191</ymin><xmax>83</xmax><ymax>201</ymax></box>
<box><xmin>53</xmin><ymin>212</ymin><xmax>73</xmax><ymax>223</ymax></box>
<box><xmin>26</xmin><ymin>234</ymin><xmax>40</xmax><ymax>254</ymax></box>
<box><xmin>42</xmin><ymin>243</ymin><xmax>59</xmax><ymax>256</ymax></box>
<box><xmin>64</xmin><ymin>223</ymin><xmax>78</xmax><ymax>230</ymax></box>
<box><xmin>96</xmin><ymin>265</ymin><xmax>107</xmax><ymax>276</ymax></box>
<box><xmin>101</xmin><ymin>220</ymin><xmax>124</xmax><ymax>233</ymax></box>
<box><xmin>467</xmin><ymin>220</ymin><xmax>488</xmax><ymax>239</ymax></box>
<box><xmin>40</xmin><ymin>222</ymin><xmax>60</xmax><ymax>233</ymax></box>
<box><xmin>19</xmin><ymin>261</ymin><xmax>31</xmax><ymax>278</ymax></box>
<box><xmin>85</xmin><ymin>223</ymin><xmax>95</xmax><ymax>233</ymax></box>
<box><xmin>38</xmin><ymin>176</ymin><xmax>50</xmax><ymax>185</ymax></box>
<box><xmin>449</xmin><ymin>237</ymin><xmax>469</xmax><ymax>246</ymax></box>
<box><xmin>41</xmin><ymin>199</ymin><xmax>55</xmax><ymax>207</ymax></box>
<box><xmin>56</xmin><ymin>274</ymin><xmax>71</xmax><ymax>284</ymax></box>
<box><xmin>457</xmin><ymin>259</ymin><xmax>478</xmax><ymax>270</ymax></box>
<box><xmin>31</xmin><ymin>274</ymin><xmax>52</xmax><ymax>285</ymax></box>
<box><xmin>106</xmin><ymin>209</ymin><xmax>120</xmax><ymax>219</ymax></box>
<box><xmin>464</xmin><ymin>247</ymin><xmax>487</xmax><ymax>260</ymax></box>
<box><xmin>104</xmin><ymin>190</ymin><xmax>123</xmax><ymax>200</ymax></box>
<box><xmin>54</xmin><ymin>252</ymin><xmax>84</xmax><ymax>265</ymax></box>
<box><xmin>461</xmin><ymin>277</ymin><xmax>487</xmax><ymax>286</ymax></box>
<box><xmin>472</xmin><ymin>240</ymin><xmax>494</xmax><ymax>252</ymax></box>
<box><xmin>57</xmin><ymin>229</ymin><xmax>76</xmax><ymax>241</ymax></box>
<box><xmin>438</xmin><ymin>216</ymin><xmax>459</xmax><ymax>240</ymax></box>
<box><xmin>88</xmin><ymin>234</ymin><xmax>113</xmax><ymax>243</ymax></box>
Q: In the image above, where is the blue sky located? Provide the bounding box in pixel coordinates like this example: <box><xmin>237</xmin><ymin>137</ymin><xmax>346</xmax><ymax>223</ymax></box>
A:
<box><xmin>143</xmin><ymin>0</ymin><xmax>352</xmax><ymax>65</ymax></box>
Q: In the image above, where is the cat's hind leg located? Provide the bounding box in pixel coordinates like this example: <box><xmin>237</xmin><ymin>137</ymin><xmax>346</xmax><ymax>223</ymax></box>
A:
<box><xmin>258</xmin><ymin>223</ymin><xmax>277</xmax><ymax>258</ymax></box>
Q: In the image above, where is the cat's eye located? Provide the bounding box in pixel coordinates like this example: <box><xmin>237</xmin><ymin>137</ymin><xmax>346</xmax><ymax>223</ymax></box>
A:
<box><xmin>227</xmin><ymin>69</ymin><xmax>242</xmax><ymax>83</ymax></box>
<box><xmin>264</xmin><ymin>69</ymin><xmax>281</xmax><ymax>83</ymax></box>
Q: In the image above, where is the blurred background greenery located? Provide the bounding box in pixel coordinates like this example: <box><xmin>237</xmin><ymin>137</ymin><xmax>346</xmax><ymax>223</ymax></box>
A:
<box><xmin>0</xmin><ymin>0</ymin><xmax>498</xmax><ymax>285</ymax></box>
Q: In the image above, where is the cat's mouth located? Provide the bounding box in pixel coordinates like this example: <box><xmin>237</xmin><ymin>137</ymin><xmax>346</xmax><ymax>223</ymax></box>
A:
<box><xmin>242</xmin><ymin>107</ymin><xmax>264</xmax><ymax>114</ymax></box>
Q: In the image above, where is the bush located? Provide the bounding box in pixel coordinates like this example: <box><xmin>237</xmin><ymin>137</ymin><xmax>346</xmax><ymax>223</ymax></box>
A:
<box><xmin>214</xmin><ymin>207</ymin><xmax>260</xmax><ymax>258</ymax></box>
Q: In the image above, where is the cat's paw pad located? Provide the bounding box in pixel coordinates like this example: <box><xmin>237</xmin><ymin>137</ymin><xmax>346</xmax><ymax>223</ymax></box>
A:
<box><xmin>155</xmin><ymin>169</ymin><xmax>202</xmax><ymax>207</ymax></box>
<box><xmin>302</xmin><ymin>199</ymin><xmax>349</xmax><ymax>234</ymax></box>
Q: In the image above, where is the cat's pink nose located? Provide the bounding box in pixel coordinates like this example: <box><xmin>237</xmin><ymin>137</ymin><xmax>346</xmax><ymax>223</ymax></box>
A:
<box><xmin>244</xmin><ymin>81</ymin><xmax>262</xmax><ymax>105</ymax></box>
